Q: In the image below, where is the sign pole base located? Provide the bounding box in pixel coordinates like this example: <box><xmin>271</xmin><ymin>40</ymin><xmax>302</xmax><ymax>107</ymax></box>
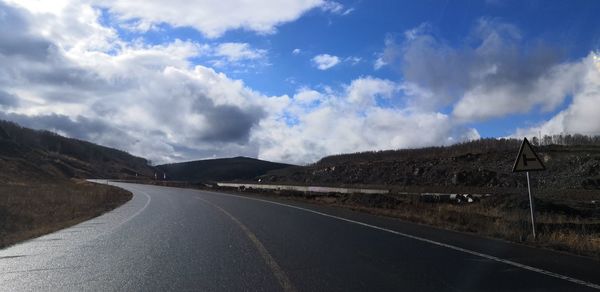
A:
<box><xmin>526</xmin><ymin>171</ymin><xmax>537</xmax><ymax>240</ymax></box>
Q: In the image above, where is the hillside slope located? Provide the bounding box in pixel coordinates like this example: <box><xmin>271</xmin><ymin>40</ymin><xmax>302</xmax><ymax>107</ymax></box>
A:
<box><xmin>0</xmin><ymin>120</ymin><xmax>154</xmax><ymax>183</ymax></box>
<box><xmin>157</xmin><ymin>156</ymin><xmax>293</xmax><ymax>182</ymax></box>
<box><xmin>260</xmin><ymin>138</ymin><xmax>600</xmax><ymax>194</ymax></box>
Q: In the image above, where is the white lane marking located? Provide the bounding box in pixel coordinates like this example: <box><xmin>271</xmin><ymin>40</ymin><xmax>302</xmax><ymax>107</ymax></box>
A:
<box><xmin>0</xmin><ymin>182</ymin><xmax>153</xmax><ymax>280</ymax></box>
<box><xmin>105</xmin><ymin>186</ymin><xmax>152</xmax><ymax>231</ymax></box>
<box><xmin>86</xmin><ymin>182</ymin><xmax>152</xmax><ymax>239</ymax></box>
<box><xmin>193</xmin><ymin>196</ymin><xmax>296</xmax><ymax>292</ymax></box>
<box><xmin>197</xmin><ymin>190</ymin><xmax>600</xmax><ymax>290</ymax></box>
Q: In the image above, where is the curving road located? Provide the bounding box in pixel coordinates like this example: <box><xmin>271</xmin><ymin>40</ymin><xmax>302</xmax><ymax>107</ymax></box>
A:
<box><xmin>1</xmin><ymin>181</ymin><xmax>599</xmax><ymax>291</ymax></box>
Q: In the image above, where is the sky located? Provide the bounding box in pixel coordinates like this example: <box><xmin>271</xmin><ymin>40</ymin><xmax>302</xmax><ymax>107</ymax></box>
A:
<box><xmin>0</xmin><ymin>0</ymin><xmax>599</xmax><ymax>165</ymax></box>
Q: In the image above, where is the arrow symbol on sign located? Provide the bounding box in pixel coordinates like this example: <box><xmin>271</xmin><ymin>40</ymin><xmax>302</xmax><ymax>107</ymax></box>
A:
<box><xmin>522</xmin><ymin>154</ymin><xmax>537</xmax><ymax>166</ymax></box>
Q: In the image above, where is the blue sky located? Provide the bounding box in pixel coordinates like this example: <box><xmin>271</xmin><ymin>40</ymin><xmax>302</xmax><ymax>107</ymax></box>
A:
<box><xmin>1</xmin><ymin>0</ymin><xmax>600</xmax><ymax>163</ymax></box>
<box><xmin>108</xmin><ymin>0</ymin><xmax>599</xmax><ymax>138</ymax></box>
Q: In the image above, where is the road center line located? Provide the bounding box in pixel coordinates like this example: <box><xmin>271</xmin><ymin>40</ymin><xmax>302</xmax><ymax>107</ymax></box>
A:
<box><xmin>193</xmin><ymin>196</ymin><xmax>296</xmax><ymax>292</ymax></box>
<box><xmin>199</xmin><ymin>190</ymin><xmax>600</xmax><ymax>290</ymax></box>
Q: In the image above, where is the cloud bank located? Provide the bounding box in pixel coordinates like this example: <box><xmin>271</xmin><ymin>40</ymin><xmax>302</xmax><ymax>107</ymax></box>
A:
<box><xmin>1</xmin><ymin>1</ymin><xmax>597</xmax><ymax>166</ymax></box>
<box><xmin>377</xmin><ymin>18</ymin><xmax>600</xmax><ymax>140</ymax></box>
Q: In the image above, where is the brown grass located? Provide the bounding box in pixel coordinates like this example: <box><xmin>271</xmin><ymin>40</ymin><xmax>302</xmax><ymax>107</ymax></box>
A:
<box><xmin>305</xmin><ymin>193</ymin><xmax>600</xmax><ymax>259</ymax></box>
<box><xmin>0</xmin><ymin>180</ymin><xmax>132</xmax><ymax>248</ymax></box>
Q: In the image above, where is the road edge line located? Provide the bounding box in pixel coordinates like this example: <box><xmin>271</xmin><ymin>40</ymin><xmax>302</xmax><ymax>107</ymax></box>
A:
<box><xmin>201</xmin><ymin>190</ymin><xmax>600</xmax><ymax>290</ymax></box>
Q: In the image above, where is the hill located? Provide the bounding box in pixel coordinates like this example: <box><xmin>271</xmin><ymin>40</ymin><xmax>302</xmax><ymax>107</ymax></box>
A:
<box><xmin>259</xmin><ymin>137</ymin><xmax>600</xmax><ymax>194</ymax></box>
<box><xmin>156</xmin><ymin>156</ymin><xmax>294</xmax><ymax>182</ymax></box>
<box><xmin>0</xmin><ymin>120</ymin><xmax>143</xmax><ymax>248</ymax></box>
<box><xmin>0</xmin><ymin>120</ymin><xmax>154</xmax><ymax>183</ymax></box>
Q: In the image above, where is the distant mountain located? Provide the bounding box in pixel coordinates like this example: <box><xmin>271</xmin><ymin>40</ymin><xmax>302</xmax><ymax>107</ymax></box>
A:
<box><xmin>0</xmin><ymin>120</ymin><xmax>154</xmax><ymax>182</ymax></box>
<box><xmin>156</xmin><ymin>156</ymin><xmax>294</xmax><ymax>182</ymax></box>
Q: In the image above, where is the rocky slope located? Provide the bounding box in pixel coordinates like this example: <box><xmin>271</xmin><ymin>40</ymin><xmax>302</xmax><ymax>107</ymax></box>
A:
<box><xmin>260</xmin><ymin>139</ymin><xmax>600</xmax><ymax>195</ymax></box>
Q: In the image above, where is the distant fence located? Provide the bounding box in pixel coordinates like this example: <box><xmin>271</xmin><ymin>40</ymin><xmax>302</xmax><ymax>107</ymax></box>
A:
<box><xmin>216</xmin><ymin>182</ymin><xmax>389</xmax><ymax>195</ymax></box>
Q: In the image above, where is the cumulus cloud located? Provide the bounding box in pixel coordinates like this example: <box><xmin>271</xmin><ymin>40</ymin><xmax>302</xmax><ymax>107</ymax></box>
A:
<box><xmin>254</xmin><ymin>77</ymin><xmax>479</xmax><ymax>164</ymax></box>
<box><xmin>93</xmin><ymin>0</ymin><xmax>331</xmax><ymax>38</ymax></box>
<box><xmin>0</xmin><ymin>90</ymin><xmax>19</xmax><ymax>108</ymax></box>
<box><xmin>378</xmin><ymin>19</ymin><xmax>585</xmax><ymax>120</ymax></box>
<box><xmin>320</xmin><ymin>1</ymin><xmax>353</xmax><ymax>15</ymax></box>
<box><xmin>0</xmin><ymin>1</ymin><xmax>273</xmax><ymax>163</ymax></box>
<box><xmin>373</xmin><ymin>19</ymin><xmax>600</xmax><ymax>144</ymax></box>
<box><xmin>11</xmin><ymin>1</ymin><xmax>585</xmax><ymax>166</ymax></box>
<box><xmin>515</xmin><ymin>52</ymin><xmax>600</xmax><ymax>137</ymax></box>
<box><xmin>213</xmin><ymin>43</ymin><xmax>267</xmax><ymax>62</ymax></box>
<box><xmin>208</xmin><ymin>42</ymin><xmax>268</xmax><ymax>68</ymax></box>
<box><xmin>373</xmin><ymin>57</ymin><xmax>386</xmax><ymax>70</ymax></box>
<box><xmin>320</xmin><ymin>1</ymin><xmax>343</xmax><ymax>13</ymax></box>
<box><xmin>312</xmin><ymin>54</ymin><xmax>341</xmax><ymax>70</ymax></box>
<box><xmin>0</xmin><ymin>0</ymin><xmax>481</xmax><ymax>165</ymax></box>
<box><xmin>345</xmin><ymin>56</ymin><xmax>362</xmax><ymax>65</ymax></box>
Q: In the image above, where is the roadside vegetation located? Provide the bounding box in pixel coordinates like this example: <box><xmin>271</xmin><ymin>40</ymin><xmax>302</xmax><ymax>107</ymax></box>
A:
<box><xmin>244</xmin><ymin>136</ymin><xmax>600</xmax><ymax>258</ymax></box>
<box><xmin>0</xmin><ymin>180</ymin><xmax>132</xmax><ymax>248</ymax></box>
<box><xmin>0</xmin><ymin>120</ymin><xmax>143</xmax><ymax>248</ymax></box>
<box><xmin>307</xmin><ymin>190</ymin><xmax>600</xmax><ymax>258</ymax></box>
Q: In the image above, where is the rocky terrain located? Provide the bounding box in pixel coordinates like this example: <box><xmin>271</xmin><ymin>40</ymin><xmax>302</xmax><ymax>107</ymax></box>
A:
<box><xmin>260</xmin><ymin>138</ymin><xmax>600</xmax><ymax>195</ymax></box>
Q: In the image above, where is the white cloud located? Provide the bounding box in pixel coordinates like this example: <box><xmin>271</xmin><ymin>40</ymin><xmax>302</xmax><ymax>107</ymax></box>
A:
<box><xmin>292</xmin><ymin>48</ymin><xmax>301</xmax><ymax>55</ymax></box>
<box><xmin>373</xmin><ymin>57</ymin><xmax>386</xmax><ymax>70</ymax></box>
<box><xmin>293</xmin><ymin>88</ymin><xmax>322</xmax><ymax>104</ymax></box>
<box><xmin>213</xmin><ymin>42</ymin><xmax>267</xmax><ymax>62</ymax></box>
<box><xmin>376</xmin><ymin>19</ymin><xmax>585</xmax><ymax>118</ymax></box>
<box><xmin>515</xmin><ymin>52</ymin><xmax>600</xmax><ymax>137</ymax></box>
<box><xmin>254</xmin><ymin>78</ymin><xmax>479</xmax><ymax>164</ymax></box>
<box><xmin>319</xmin><ymin>1</ymin><xmax>354</xmax><ymax>15</ymax></box>
<box><xmin>371</xmin><ymin>20</ymin><xmax>600</xmax><ymax>145</ymax></box>
<box><xmin>0</xmin><ymin>1</ymin><xmax>275</xmax><ymax>163</ymax></box>
<box><xmin>312</xmin><ymin>54</ymin><xmax>340</xmax><ymax>70</ymax></box>
<box><xmin>93</xmin><ymin>0</ymin><xmax>330</xmax><ymax>38</ymax></box>
<box><xmin>13</xmin><ymin>1</ymin><xmax>597</xmax><ymax>167</ymax></box>
<box><xmin>345</xmin><ymin>56</ymin><xmax>362</xmax><ymax>65</ymax></box>
<box><xmin>342</xmin><ymin>8</ymin><xmax>355</xmax><ymax>15</ymax></box>
<box><xmin>346</xmin><ymin>77</ymin><xmax>397</xmax><ymax>106</ymax></box>
<box><xmin>0</xmin><ymin>0</ymin><xmax>481</xmax><ymax>165</ymax></box>
<box><xmin>320</xmin><ymin>1</ymin><xmax>343</xmax><ymax>13</ymax></box>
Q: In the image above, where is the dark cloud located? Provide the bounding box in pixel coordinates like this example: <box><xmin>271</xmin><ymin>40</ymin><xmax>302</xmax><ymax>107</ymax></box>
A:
<box><xmin>382</xmin><ymin>18</ymin><xmax>564</xmax><ymax>109</ymax></box>
<box><xmin>0</xmin><ymin>3</ymin><xmax>123</xmax><ymax>100</ymax></box>
<box><xmin>0</xmin><ymin>112</ymin><xmax>123</xmax><ymax>143</ymax></box>
<box><xmin>0</xmin><ymin>2</ymin><xmax>54</xmax><ymax>61</ymax></box>
<box><xmin>187</xmin><ymin>87</ymin><xmax>266</xmax><ymax>143</ymax></box>
<box><xmin>0</xmin><ymin>90</ymin><xmax>18</xmax><ymax>107</ymax></box>
<box><xmin>0</xmin><ymin>1</ymin><xmax>268</xmax><ymax>164</ymax></box>
<box><xmin>200</xmin><ymin>104</ymin><xmax>264</xmax><ymax>143</ymax></box>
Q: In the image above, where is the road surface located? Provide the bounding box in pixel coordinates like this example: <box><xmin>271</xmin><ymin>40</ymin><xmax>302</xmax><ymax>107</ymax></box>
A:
<box><xmin>1</xmin><ymin>181</ymin><xmax>599</xmax><ymax>291</ymax></box>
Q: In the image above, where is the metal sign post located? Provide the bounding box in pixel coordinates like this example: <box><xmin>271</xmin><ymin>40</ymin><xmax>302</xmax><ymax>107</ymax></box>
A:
<box><xmin>513</xmin><ymin>138</ymin><xmax>545</xmax><ymax>240</ymax></box>
<box><xmin>526</xmin><ymin>172</ymin><xmax>537</xmax><ymax>239</ymax></box>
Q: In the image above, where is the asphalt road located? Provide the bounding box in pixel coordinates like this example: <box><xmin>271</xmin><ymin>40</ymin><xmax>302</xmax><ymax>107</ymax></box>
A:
<box><xmin>1</xmin><ymin>182</ymin><xmax>600</xmax><ymax>291</ymax></box>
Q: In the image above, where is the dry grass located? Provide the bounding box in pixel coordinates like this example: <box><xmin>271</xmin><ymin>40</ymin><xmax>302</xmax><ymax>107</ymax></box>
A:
<box><xmin>0</xmin><ymin>180</ymin><xmax>132</xmax><ymax>248</ymax></box>
<box><xmin>308</xmin><ymin>194</ymin><xmax>600</xmax><ymax>259</ymax></box>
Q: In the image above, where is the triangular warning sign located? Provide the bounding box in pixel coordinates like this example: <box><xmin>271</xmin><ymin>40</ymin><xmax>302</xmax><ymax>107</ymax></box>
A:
<box><xmin>512</xmin><ymin>138</ymin><xmax>545</xmax><ymax>172</ymax></box>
